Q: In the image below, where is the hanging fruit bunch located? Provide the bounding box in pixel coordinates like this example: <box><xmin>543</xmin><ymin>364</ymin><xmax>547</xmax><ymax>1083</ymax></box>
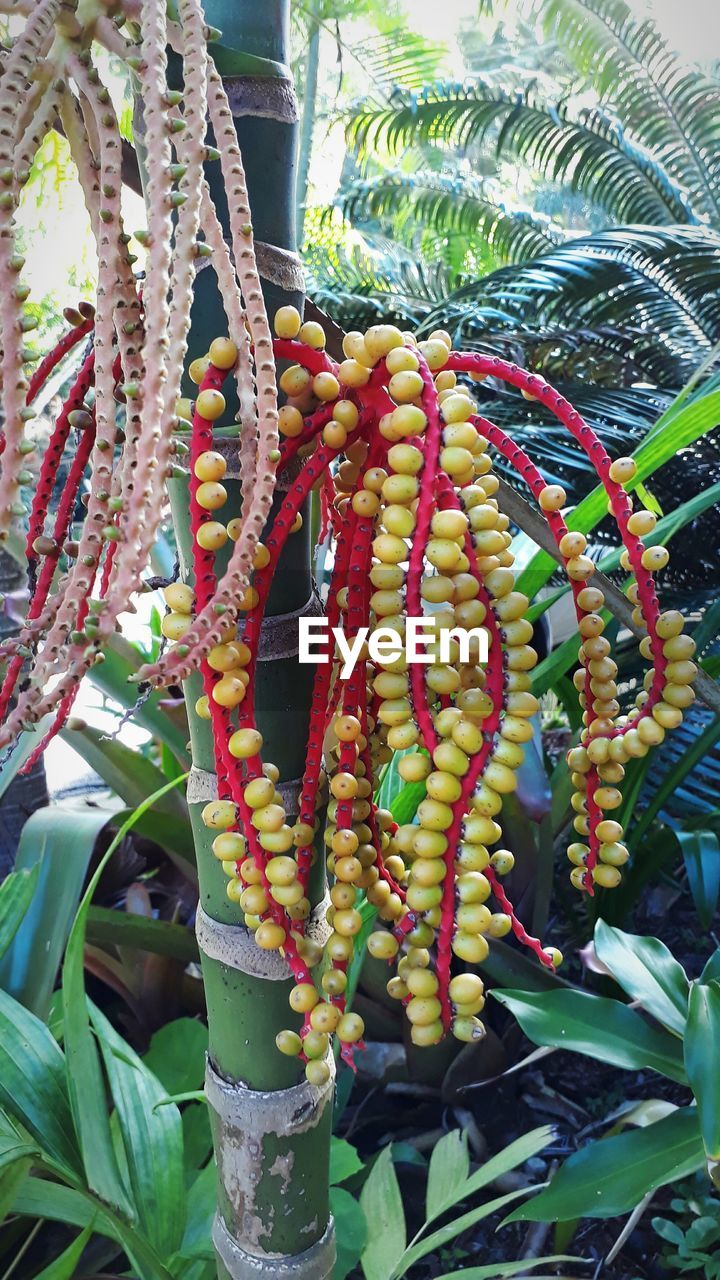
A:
<box><xmin>0</xmin><ymin>1</ymin><xmax>697</xmax><ymax>1082</ymax></box>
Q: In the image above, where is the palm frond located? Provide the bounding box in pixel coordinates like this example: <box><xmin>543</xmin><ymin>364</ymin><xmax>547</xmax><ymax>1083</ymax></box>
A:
<box><xmin>335</xmin><ymin>172</ymin><xmax>564</xmax><ymax>266</ymax></box>
<box><xmin>536</xmin><ymin>0</ymin><xmax>720</xmax><ymax>224</ymax></box>
<box><xmin>347</xmin><ymin>28</ymin><xmax>448</xmax><ymax>100</ymax></box>
<box><xmin>421</xmin><ymin>227</ymin><xmax>720</xmax><ymax>386</ymax></box>
<box><xmin>304</xmin><ymin>226</ymin><xmax>454</xmax><ymax>331</ymax></box>
<box><xmin>348</xmin><ymin>82</ymin><xmax>697</xmax><ymax>227</ymax></box>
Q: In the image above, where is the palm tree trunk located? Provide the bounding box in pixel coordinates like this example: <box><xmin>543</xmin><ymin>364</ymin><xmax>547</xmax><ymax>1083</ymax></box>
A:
<box><xmin>160</xmin><ymin>3</ymin><xmax>334</xmax><ymax>1274</ymax></box>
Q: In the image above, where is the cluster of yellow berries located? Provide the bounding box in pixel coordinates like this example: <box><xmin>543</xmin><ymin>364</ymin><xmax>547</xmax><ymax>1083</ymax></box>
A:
<box><xmin>167</xmin><ymin>308</ymin><xmax>688</xmax><ymax>1075</ymax></box>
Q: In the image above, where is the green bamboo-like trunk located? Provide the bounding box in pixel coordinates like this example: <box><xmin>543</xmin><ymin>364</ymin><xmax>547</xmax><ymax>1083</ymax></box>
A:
<box><xmin>149</xmin><ymin>3</ymin><xmax>334</xmax><ymax>1274</ymax></box>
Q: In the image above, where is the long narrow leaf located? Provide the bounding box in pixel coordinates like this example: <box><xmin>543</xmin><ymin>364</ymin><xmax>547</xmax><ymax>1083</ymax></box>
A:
<box><xmin>398</xmin><ymin>1186</ymin><xmax>536</xmax><ymax>1273</ymax></box>
<box><xmin>0</xmin><ymin>808</ymin><xmax>109</xmax><ymax>1018</ymax></box>
<box><xmin>506</xmin><ymin>1108</ymin><xmax>704</xmax><ymax>1222</ymax></box>
<box><xmin>32</xmin><ymin>1222</ymin><xmax>95</xmax><ymax>1280</ymax></box>
<box><xmin>425</xmin><ymin>1130</ymin><xmax>469</xmax><ymax>1223</ymax></box>
<box><xmin>493</xmin><ymin>989</ymin><xmax>687</xmax><ymax>1082</ymax></box>
<box><xmin>0</xmin><ymin>989</ymin><xmax>81</xmax><ymax>1176</ymax></box>
<box><xmin>61</xmin><ymin>773</ymin><xmax>188</xmax><ymax>1215</ymax></box>
<box><xmin>673</xmin><ymin>830</ymin><xmax>720</xmax><ymax>930</ymax></box>
<box><xmin>685</xmin><ymin>981</ymin><xmax>720</xmax><ymax>1162</ymax></box>
<box><xmin>90</xmin><ymin>1002</ymin><xmax>185</xmax><ymax>1255</ymax></box>
<box><xmin>0</xmin><ymin>863</ymin><xmax>38</xmax><ymax>959</ymax></box>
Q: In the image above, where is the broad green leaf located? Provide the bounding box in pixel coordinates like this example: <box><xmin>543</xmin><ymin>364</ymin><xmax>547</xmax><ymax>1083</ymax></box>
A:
<box><xmin>0</xmin><ymin>989</ymin><xmax>81</xmax><ymax>1175</ymax></box>
<box><xmin>425</xmin><ymin>1130</ymin><xmax>469</xmax><ymax>1223</ymax></box>
<box><xmin>332</xmin><ymin>1186</ymin><xmax>368</xmax><ymax>1280</ymax></box>
<box><xmin>674</xmin><ymin>831</ymin><xmax>720</xmax><ymax>931</ymax></box>
<box><xmin>59</xmin><ymin>725</ymin><xmax>193</xmax><ymax>864</ymax></box>
<box><xmin>143</xmin><ymin>1018</ymin><xmax>208</xmax><ymax>1096</ymax></box>
<box><xmin>0</xmin><ymin>808</ymin><xmax>108</xmax><ymax>1018</ymax></box>
<box><xmin>506</xmin><ymin>1107</ymin><xmax>704</xmax><ymax>1222</ymax></box>
<box><xmin>0</xmin><ymin>863</ymin><xmax>38</xmax><ymax>959</ymax></box>
<box><xmin>594</xmin><ymin>921</ymin><xmax>689</xmax><ymax>1036</ymax></box>
<box><xmin>434</xmin><ymin>1260</ymin><xmax>582</xmax><ymax>1279</ymax></box>
<box><xmin>685</xmin><ymin>982</ymin><xmax>720</xmax><ymax>1162</ymax></box>
<box><xmin>493</xmin><ymin>989</ymin><xmax>686</xmax><ymax>1082</ymax></box>
<box><xmin>61</xmin><ymin>773</ymin><xmax>187</xmax><ymax>1214</ymax></box>
<box><xmin>32</xmin><ymin>1221</ymin><xmax>95</xmax><ymax>1280</ymax></box>
<box><xmin>701</xmin><ymin>950</ymin><xmax>720</xmax><ymax>984</ymax></box>
<box><xmin>330</xmin><ymin>1136</ymin><xmax>364</xmax><ymax>1185</ymax></box>
<box><xmin>360</xmin><ymin>1145</ymin><xmax>406</xmax><ymax>1280</ymax></box>
<box><xmin>398</xmin><ymin>1186</ymin><xmax>534</xmax><ymax>1274</ymax></box>
<box><xmin>91</xmin><ymin>1004</ymin><xmax>185</xmax><ymax>1255</ymax></box>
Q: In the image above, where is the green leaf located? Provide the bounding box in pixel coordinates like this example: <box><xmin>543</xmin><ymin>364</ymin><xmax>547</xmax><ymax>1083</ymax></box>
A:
<box><xmin>61</xmin><ymin>773</ymin><xmax>187</xmax><ymax>1214</ymax></box>
<box><xmin>434</xmin><ymin>1261</ymin><xmax>582</xmax><ymax>1279</ymax></box>
<box><xmin>86</xmin><ymin>906</ymin><xmax>199</xmax><ymax>962</ymax></box>
<box><xmin>360</xmin><ymin>1145</ymin><xmax>406</xmax><ymax>1280</ymax></box>
<box><xmin>0</xmin><ymin>808</ymin><xmax>109</xmax><ymax>1018</ymax></box>
<box><xmin>493</xmin><ymin>989</ymin><xmax>687</xmax><ymax>1083</ymax></box>
<box><xmin>391</xmin><ymin>779</ymin><xmax>426</xmax><ymax>824</ymax></box>
<box><xmin>12</xmin><ymin>1178</ymin><xmax>112</xmax><ymax>1234</ymax></box>
<box><xmin>32</xmin><ymin>1221</ymin><xmax>95</xmax><ymax>1280</ymax></box>
<box><xmin>177</xmin><ymin>1161</ymin><xmax>216</xmax><ymax>1260</ymax></box>
<box><xmin>143</xmin><ymin>1018</ymin><xmax>208</xmax><ymax>1096</ymax></box>
<box><xmin>375</xmin><ymin>748</ymin><xmax>413</xmax><ymax>811</ymax></box>
<box><xmin>594</xmin><ymin>921</ymin><xmax>689</xmax><ymax>1036</ymax></box>
<box><xmin>0</xmin><ymin>1129</ymin><xmax>38</xmax><ymax>1217</ymax></box>
<box><xmin>11</xmin><ymin>1178</ymin><xmax>175</xmax><ymax>1280</ymax></box>
<box><xmin>482</xmin><ymin>940</ymin><xmax>568</xmax><ymax>993</ymax></box>
<box><xmin>0</xmin><ymin>988</ymin><xmax>81</xmax><ymax>1176</ymax></box>
<box><xmin>90</xmin><ymin>1003</ymin><xmax>185</xmax><ymax>1255</ymax></box>
<box><xmin>330</xmin><ymin>1137</ymin><xmax>364</xmax><ymax>1185</ymax></box>
<box><xmin>425</xmin><ymin>1130</ymin><xmax>469</xmax><ymax>1223</ymax></box>
<box><xmin>398</xmin><ymin>1186</ymin><xmax>535</xmax><ymax>1274</ymax></box>
<box><xmin>460</xmin><ymin>1127</ymin><xmax>554</xmax><ymax>1201</ymax></box>
<box><xmin>62</xmin><ymin>915</ymin><xmax>132</xmax><ymax>1214</ymax></box>
<box><xmin>701</xmin><ymin>950</ymin><xmax>720</xmax><ymax>984</ymax></box>
<box><xmin>59</xmin><ymin>725</ymin><xmax>193</xmax><ymax>864</ymax></box>
<box><xmin>673</xmin><ymin>831</ymin><xmax>720</xmax><ymax>931</ymax></box>
<box><xmin>0</xmin><ymin>863</ymin><xmax>38</xmax><ymax>959</ymax></box>
<box><xmin>507</xmin><ymin>1107</ymin><xmax>704</xmax><ymax>1222</ymax></box>
<box><xmin>685</xmin><ymin>982</ymin><xmax>720</xmax><ymax>1162</ymax></box>
<box><xmin>331</xmin><ymin>1186</ymin><xmax>368</xmax><ymax>1280</ymax></box>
